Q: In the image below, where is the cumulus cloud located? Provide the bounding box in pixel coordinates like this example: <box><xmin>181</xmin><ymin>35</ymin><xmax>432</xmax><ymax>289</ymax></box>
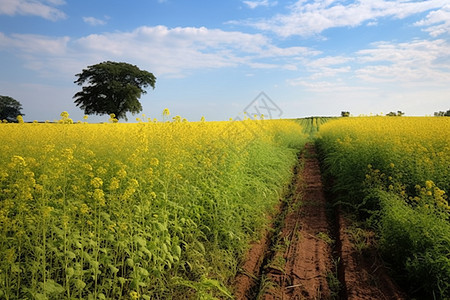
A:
<box><xmin>288</xmin><ymin>38</ymin><xmax>450</xmax><ymax>92</ymax></box>
<box><xmin>238</xmin><ymin>0</ymin><xmax>448</xmax><ymax>37</ymax></box>
<box><xmin>3</xmin><ymin>22</ymin><xmax>448</xmax><ymax>100</ymax></box>
<box><xmin>73</xmin><ymin>26</ymin><xmax>318</xmax><ymax>75</ymax></box>
<box><xmin>0</xmin><ymin>25</ymin><xmax>318</xmax><ymax>79</ymax></box>
<box><xmin>0</xmin><ymin>0</ymin><xmax>66</xmax><ymax>21</ymax></box>
<box><xmin>415</xmin><ymin>4</ymin><xmax>450</xmax><ymax>36</ymax></box>
<box><xmin>356</xmin><ymin>39</ymin><xmax>450</xmax><ymax>84</ymax></box>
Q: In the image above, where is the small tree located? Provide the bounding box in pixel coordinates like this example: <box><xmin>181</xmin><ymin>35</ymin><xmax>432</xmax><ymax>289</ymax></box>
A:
<box><xmin>0</xmin><ymin>95</ymin><xmax>24</xmax><ymax>122</ymax></box>
<box><xmin>341</xmin><ymin>111</ymin><xmax>350</xmax><ymax>117</ymax></box>
<box><xmin>434</xmin><ymin>110</ymin><xmax>450</xmax><ymax>116</ymax></box>
<box><xmin>73</xmin><ymin>61</ymin><xmax>156</xmax><ymax>120</ymax></box>
<box><xmin>387</xmin><ymin>111</ymin><xmax>404</xmax><ymax>117</ymax></box>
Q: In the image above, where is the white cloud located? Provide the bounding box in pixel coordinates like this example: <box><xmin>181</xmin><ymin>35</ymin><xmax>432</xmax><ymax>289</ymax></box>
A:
<box><xmin>239</xmin><ymin>0</ymin><xmax>448</xmax><ymax>37</ymax></box>
<box><xmin>307</xmin><ymin>55</ymin><xmax>353</xmax><ymax>68</ymax></box>
<box><xmin>0</xmin><ymin>32</ymin><xmax>69</xmax><ymax>55</ymax></box>
<box><xmin>0</xmin><ymin>0</ymin><xmax>66</xmax><ymax>21</ymax></box>
<box><xmin>74</xmin><ymin>26</ymin><xmax>318</xmax><ymax>76</ymax></box>
<box><xmin>415</xmin><ymin>4</ymin><xmax>450</xmax><ymax>36</ymax></box>
<box><xmin>83</xmin><ymin>16</ymin><xmax>107</xmax><ymax>26</ymax></box>
<box><xmin>288</xmin><ymin>79</ymin><xmax>351</xmax><ymax>91</ymax></box>
<box><xmin>243</xmin><ymin>0</ymin><xmax>277</xmax><ymax>9</ymax></box>
<box><xmin>0</xmin><ymin>25</ymin><xmax>318</xmax><ymax>79</ymax></box>
<box><xmin>287</xmin><ymin>55</ymin><xmax>354</xmax><ymax>89</ymax></box>
<box><xmin>356</xmin><ymin>39</ymin><xmax>450</xmax><ymax>84</ymax></box>
<box><xmin>287</xmin><ymin>38</ymin><xmax>450</xmax><ymax>94</ymax></box>
<box><xmin>4</xmin><ymin>25</ymin><xmax>448</xmax><ymax>90</ymax></box>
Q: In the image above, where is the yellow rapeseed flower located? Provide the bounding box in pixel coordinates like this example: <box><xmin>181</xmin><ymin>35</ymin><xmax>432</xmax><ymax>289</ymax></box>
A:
<box><xmin>150</xmin><ymin>158</ymin><xmax>159</xmax><ymax>166</ymax></box>
<box><xmin>91</xmin><ymin>177</ymin><xmax>103</xmax><ymax>188</ymax></box>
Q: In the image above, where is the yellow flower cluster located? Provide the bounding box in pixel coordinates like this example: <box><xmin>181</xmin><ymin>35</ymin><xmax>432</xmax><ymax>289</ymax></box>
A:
<box><xmin>318</xmin><ymin>116</ymin><xmax>450</xmax><ymax>213</ymax></box>
<box><xmin>0</xmin><ymin>112</ymin><xmax>306</xmax><ymax>299</ymax></box>
<box><xmin>317</xmin><ymin>116</ymin><xmax>450</xmax><ymax>297</ymax></box>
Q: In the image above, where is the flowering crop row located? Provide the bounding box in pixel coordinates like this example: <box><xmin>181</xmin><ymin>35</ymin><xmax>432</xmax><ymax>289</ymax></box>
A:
<box><xmin>297</xmin><ymin>117</ymin><xmax>335</xmax><ymax>137</ymax></box>
<box><xmin>316</xmin><ymin>117</ymin><xmax>450</xmax><ymax>298</ymax></box>
<box><xmin>0</xmin><ymin>115</ymin><xmax>306</xmax><ymax>299</ymax></box>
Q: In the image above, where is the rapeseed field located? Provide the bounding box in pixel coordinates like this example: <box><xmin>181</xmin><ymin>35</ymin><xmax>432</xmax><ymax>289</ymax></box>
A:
<box><xmin>317</xmin><ymin>116</ymin><xmax>450</xmax><ymax>298</ymax></box>
<box><xmin>0</xmin><ymin>112</ymin><xmax>306</xmax><ymax>299</ymax></box>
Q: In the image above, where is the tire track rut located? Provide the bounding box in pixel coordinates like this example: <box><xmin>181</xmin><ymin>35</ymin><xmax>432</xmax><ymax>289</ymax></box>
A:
<box><xmin>262</xmin><ymin>143</ymin><xmax>332</xmax><ymax>300</ymax></box>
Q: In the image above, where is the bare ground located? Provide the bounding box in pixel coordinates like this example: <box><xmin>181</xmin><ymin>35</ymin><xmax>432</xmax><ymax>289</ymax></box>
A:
<box><xmin>233</xmin><ymin>143</ymin><xmax>406</xmax><ymax>300</ymax></box>
<box><xmin>337</xmin><ymin>214</ymin><xmax>406</xmax><ymax>300</ymax></box>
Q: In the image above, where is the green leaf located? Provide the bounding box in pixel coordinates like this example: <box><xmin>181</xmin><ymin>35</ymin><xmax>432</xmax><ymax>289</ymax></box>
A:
<box><xmin>138</xmin><ymin>267</ymin><xmax>149</xmax><ymax>277</ymax></box>
<box><xmin>34</xmin><ymin>293</ymin><xmax>48</xmax><ymax>300</ymax></box>
<box><xmin>174</xmin><ymin>245</ymin><xmax>182</xmax><ymax>259</ymax></box>
<box><xmin>74</xmin><ymin>279</ymin><xmax>86</xmax><ymax>290</ymax></box>
<box><xmin>90</xmin><ymin>261</ymin><xmax>99</xmax><ymax>269</ymax></box>
<box><xmin>156</xmin><ymin>222</ymin><xmax>166</xmax><ymax>232</ymax></box>
<box><xmin>66</xmin><ymin>267</ymin><xmax>74</xmax><ymax>278</ymax></box>
<box><xmin>66</xmin><ymin>250</ymin><xmax>76</xmax><ymax>260</ymax></box>
<box><xmin>109</xmin><ymin>264</ymin><xmax>119</xmax><ymax>274</ymax></box>
<box><xmin>167</xmin><ymin>253</ymin><xmax>174</xmax><ymax>264</ymax></box>
<box><xmin>134</xmin><ymin>236</ymin><xmax>147</xmax><ymax>247</ymax></box>
<box><xmin>130</xmin><ymin>278</ymin><xmax>139</xmax><ymax>289</ymax></box>
<box><xmin>126</xmin><ymin>258</ymin><xmax>134</xmax><ymax>267</ymax></box>
<box><xmin>118</xmin><ymin>277</ymin><xmax>126</xmax><ymax>285</ymax></box>
<box><xmin>10</xmin><ymin>263</ymin><xmax>21</xmax><ymax>273</ymax></box>
<box><xmin>196</xmin><ymin>241</ymin><xmax>206</xmax><ymax>254</ymax></box>
<box><xmin>41</xmin><ymin>279</ymin><xmax>65</xmax><ymax>295</ymax></box>
<box><xmin>199</xmin><ymin>277</ymin><xmax>233</xmax><ymax>299</ymax></box>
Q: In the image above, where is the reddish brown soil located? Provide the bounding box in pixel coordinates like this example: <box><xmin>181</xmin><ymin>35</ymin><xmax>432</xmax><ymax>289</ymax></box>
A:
<box><xmin>233</xmin><ymin>219</ymin><xmax>273</xmax><ymax>299</ymax></box>
<box><xmin>261</xmin><ymin>143</ymin><xmax>333</xmax><ymax>300</ymax></box>
<box><xmin>337</xmin><ymin>214</ymin><xmax>406</xmax><ymax>300</ymax></box>
<box><xmin>233</xmin><ymin>143</ymin><xmax>407</xmax><ymax>300</ymax></box>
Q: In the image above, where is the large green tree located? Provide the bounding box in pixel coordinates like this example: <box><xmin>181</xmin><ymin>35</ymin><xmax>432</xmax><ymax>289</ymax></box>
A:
<box><xmin>0</xmin><ymin>95</ymin><xmax>24</xmax><ymax>122</ymax></box>
<box><xmin>73</xmin><ymin>61</ymin><xmax>156</xmax><ymax>120</ymax></box>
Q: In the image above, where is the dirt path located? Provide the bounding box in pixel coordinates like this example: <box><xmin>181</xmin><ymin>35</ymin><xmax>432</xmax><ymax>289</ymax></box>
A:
<box><xmin>260</xmin><ymin>143</ymin><xmax>333</xmax><ymax>300</ymax></box>
<box><xmin>233</xmin><ymin>143</ymin><xmax>406</xmax><ymax>300</ymax></box>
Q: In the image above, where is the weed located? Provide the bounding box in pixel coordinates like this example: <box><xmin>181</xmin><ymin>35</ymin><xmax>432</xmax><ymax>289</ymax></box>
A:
<box><xmin>316</xmin><ymin>231</ymin><xmax>334</xmax><ymax>245</ymax></box>
<box><xmin>326</xmin><ymin>257</ymin><xmax>341</xmax><ymax>299</ymax></box>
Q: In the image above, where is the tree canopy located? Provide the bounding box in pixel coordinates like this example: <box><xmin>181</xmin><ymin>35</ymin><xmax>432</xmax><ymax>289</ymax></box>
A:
<box><xmin>73</xmin><ymin>61</ymin><xmax>156</xmax><ymax>120</ymax></box>
<box><xmin>0</xmin><ymin>95</ymin><xmax>24</xmax><ymax>122</ymax></box>
<box><xmin>434</xmin><ymin>110</ymin><xmax>450</xmax><ymax>117</ymax></box>
<box><xmin>386</xmin><ymin>111</ymin><xmax>405</xmax><ymax>116</ymax></box>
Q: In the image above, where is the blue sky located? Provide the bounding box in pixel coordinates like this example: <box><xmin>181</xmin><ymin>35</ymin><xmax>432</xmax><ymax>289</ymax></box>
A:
<box><xmin>1</xmin><ymin>0</ymin><xmax>449</xmax><ymax>122</ymax></box>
